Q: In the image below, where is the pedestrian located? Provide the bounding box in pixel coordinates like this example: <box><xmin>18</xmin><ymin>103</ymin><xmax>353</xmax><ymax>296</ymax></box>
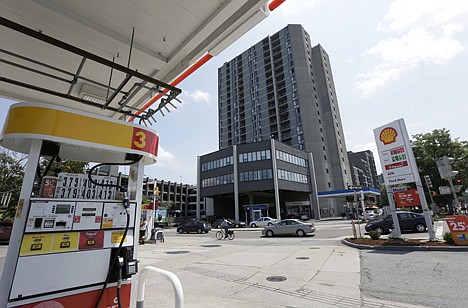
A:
<box><xmin>139</xmin><ymin>218</ymin><xmax>147</xmax><ymax>245</ymax></box>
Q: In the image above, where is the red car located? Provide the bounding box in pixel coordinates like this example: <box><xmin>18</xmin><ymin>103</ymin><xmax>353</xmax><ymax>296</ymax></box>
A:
<box><xmin>0</xmin><ymin>221</ymin><xmax>13</xmax><ymax>242</ymax></box>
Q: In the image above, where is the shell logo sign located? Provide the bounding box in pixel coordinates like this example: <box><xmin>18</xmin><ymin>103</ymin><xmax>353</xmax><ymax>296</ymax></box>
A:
<box><xmin>379</xmin><ymin>127</ymin><xmax>398</xmax><ymax>145</ymax></box>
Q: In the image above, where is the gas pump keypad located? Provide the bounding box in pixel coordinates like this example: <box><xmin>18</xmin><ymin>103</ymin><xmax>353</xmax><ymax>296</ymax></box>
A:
<box><xmin>43</xmin><ymin>219</ymin><xmax>54</xmax><ymax>229</ymax></box>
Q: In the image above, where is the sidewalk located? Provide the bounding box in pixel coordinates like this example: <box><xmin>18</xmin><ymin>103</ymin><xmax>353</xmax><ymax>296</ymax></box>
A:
<box><xmin>135</xmin><ymin>233</ymin><xmax>362</xmax><ymax>307</ymax></box>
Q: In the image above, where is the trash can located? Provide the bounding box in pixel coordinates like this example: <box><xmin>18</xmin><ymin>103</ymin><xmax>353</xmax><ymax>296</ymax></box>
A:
<box><xmin>149</xmin><ymin>228</ymin><xmax>164</xmax><ymax>243</ymax></box>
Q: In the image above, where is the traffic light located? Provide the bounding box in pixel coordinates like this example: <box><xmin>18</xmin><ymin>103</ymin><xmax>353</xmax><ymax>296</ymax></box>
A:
<box><xmin>436</xmin><ymin>157</ymin><xmax>458</xmax><ymax>179</ymax></box>
<box><xmin>423</xmin><ymin>175</ymin><xmax>433</xmax><ymax>188</ymax></box>
<box><xmin>457</xmin><ymin>179</ymin><xmax>462</xmax><ymax>184</ymax></box>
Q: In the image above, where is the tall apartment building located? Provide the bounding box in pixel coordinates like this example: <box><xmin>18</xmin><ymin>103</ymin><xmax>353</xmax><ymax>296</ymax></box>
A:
<box><xmin>347</xmin><ymin>150</ymin><xmax>380</xmax><ymax>189</ymax></box>
<box><xmin>217</xmin><ymin>24</ymin><xmax>352</xmax><ymax>197</ymax></box>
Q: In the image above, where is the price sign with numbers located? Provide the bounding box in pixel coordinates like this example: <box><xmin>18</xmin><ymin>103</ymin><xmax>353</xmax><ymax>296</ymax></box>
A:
<box><xmin>446</xmin><ymin>216</ymin><xmax>468</xmax><ymax>246</ymax></box>
<box><xmin>54</xmin><ymin>173</ymin><xmax>117</xmax><ymax>200</ymax></box>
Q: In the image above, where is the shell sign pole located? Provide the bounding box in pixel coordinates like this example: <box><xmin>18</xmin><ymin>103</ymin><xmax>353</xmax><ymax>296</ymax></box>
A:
<box><xmin>374</xmin><ymin>119</ymin><xmax>436</xmax><ymax>241</ymax></box>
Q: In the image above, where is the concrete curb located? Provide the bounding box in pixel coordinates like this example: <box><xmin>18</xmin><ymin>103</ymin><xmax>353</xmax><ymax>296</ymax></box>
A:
<box><xmin>341</xmin><ymin>238</ymin><xmax>468</xmax><ymax>252</ymax></box>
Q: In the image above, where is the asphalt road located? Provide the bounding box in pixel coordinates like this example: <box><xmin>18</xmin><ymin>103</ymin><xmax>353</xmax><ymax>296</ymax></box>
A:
<box><xmin>361</xmin><ymin>250</ymin><xmax>468</xmax><ymax>308</ymax></box>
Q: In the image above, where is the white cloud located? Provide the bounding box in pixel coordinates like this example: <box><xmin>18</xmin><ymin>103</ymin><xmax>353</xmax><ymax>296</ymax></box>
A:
<box><xmin>183</xmin><ymin>90</ymin><xmax>212</xmax><ymax>104</ymax></box>
<box><xmin>277</xmin><ymin>0</ymin><xmax>318</xmax><ymax>17</ymax></box>
<box><xmin>154</xmin><ymin>146</ymin><xmax>175</xmax><ymax>167</ymax></box>
<box><xmin>380</xmin><ymin>0</ymin><xmax>468</xmax><ymax>32</ymax></box>
<box><xmin>145</xmin><ymin>145</ymin><xmax>197</xmax><ymax>183</ymax></box>
<box><xmin>357</xmin><ymin>0</ymin><xmax>468</xmax><ymax>97</ymax></box>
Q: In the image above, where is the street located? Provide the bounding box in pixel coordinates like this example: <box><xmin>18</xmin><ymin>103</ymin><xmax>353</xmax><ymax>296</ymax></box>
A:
<box><xmin>1</xmin><ymin>219</ymin><xmax>466</xmax><ymax>307</ymax></box>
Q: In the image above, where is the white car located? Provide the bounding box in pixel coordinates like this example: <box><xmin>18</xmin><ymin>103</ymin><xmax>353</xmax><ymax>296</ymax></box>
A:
<box><xmin>249</xmin><ymin>217</ymin><xmax>277</xmax><ymax>228</ymax></box>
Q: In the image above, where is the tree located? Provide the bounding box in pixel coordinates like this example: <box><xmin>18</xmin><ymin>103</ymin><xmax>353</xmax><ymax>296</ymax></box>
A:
<box><xmin>412</xmin><ymin>129</ymin><xmax>468</xmax><ymax>210</ymax></box>
<box><xmin>0</xmin><ymin>148</ymin><xmax>26</xmax><ymax>219</ymax></box>
<box><xmin>379</xmin><ymin>184</ymin><xmax>388</xmax><ymax>206</ymax></box>
<box><xmin>162</xmin><ymin>201</ymin><xmax>176</xmax><ymax>216</ymax></box>
<box><xmin>0</xmin><ymin>145</ymin><xmax>89</xmax><ymax>219</ymax></box>
<box><xmin>39</xmin><ymin>157</ymin><xmax>88</xmax><ymax>177</ymax></box>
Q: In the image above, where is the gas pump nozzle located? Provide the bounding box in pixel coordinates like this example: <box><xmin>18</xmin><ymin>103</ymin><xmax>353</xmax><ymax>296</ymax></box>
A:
<box><xmin>122</xmin><ymin>190</ymin><xmax>130</xmax><ymax>209</ymax></box>
<box><xmin>117</xmin><ymin>257</ymin><xmax>124</xmax><ymax>288</ymax></box>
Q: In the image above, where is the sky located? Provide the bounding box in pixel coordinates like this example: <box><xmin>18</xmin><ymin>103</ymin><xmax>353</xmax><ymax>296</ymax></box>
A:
<box><xmin>1</xmin><ymin>0</ymin><xmax>468</xmax><ymax>185</ymax></box>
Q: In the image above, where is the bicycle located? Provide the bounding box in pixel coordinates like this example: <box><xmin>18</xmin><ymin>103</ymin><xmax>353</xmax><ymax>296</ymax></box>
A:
<box><xmin>216</xmin><ymin>229</ymin><xmax>235</xmax><ymax>240</ymax></box>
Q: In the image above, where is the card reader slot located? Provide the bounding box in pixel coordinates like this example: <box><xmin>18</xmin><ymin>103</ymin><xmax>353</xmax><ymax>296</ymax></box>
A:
<box><xmin>82</xmin><ymin>213</ymin><xmax>96</xmax><ymax>217</ymax></box>
<box><xmin>55</xmin><ymin>221</ymin><xmax>67</xmax><ymax>227</ymax></box>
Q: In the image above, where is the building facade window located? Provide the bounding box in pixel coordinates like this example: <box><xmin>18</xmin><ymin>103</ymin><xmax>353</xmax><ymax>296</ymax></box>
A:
<box><xmin>239</xmin><ymin>169</ymin><xmax>273</xmax><ymax>182</ymax></box>
<box><xmin>277</xmin><ymin>169</ymin><xmax>308</xmax><ymax>184</ymax></box>
<box><xmin>201</xmin><ymin>156</ymin><xmax>234</xmax><ymax>171</ymax></box>
<box><xmin>202</xmin><ymin>174</ymin><xmax>234</xmax><ymax>188</ymax></box>
<box><xmin>239</xmin><ymin>150</ymin><xmax>271</xmax><ymax>163</ymax></box>
<box><xmin>275</xmin><ymin>150</ymin><xmax>307</xmax><ymax>167</ymax></box>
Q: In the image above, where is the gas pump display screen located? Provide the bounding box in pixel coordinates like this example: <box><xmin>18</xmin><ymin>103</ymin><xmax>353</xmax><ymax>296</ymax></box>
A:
<box><xmin>55</xmin><ymin>204</ymin><xmax>71</xmax><ymax>214</ymax></box>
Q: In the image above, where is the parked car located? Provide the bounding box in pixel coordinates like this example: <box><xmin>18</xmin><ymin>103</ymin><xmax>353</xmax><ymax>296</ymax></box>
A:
<box><xmin>365</xmin><ymin>212</ymin><xmax>429</xmax><ymax>234</ymax></box>
<box><xmin>249</xmin><ymin>217</ymin><xmax>277</xmax><ymax>228</ymax></box>
<box><xmin>212</xmin><ymin>218</ymin><xmax>246</xmax><ymax>229</ymax></box>
<box><xmin>360</xmin><ymin>208</ymin><xmax>385</xmax><ymax>221</ymax></box>
<box><xmin>172</xmin><ymin>216</ymin><xmax>192</xmax><ymax>228</ymax></box>
<box><xmin>262</xmin><ymin>219</ymin><xmax>315</xmax><ymax>237</ymax></box>
<box><xmin>0</xmin><ymin>220</ymin><xmax>13</xmax><ymax>242</ymax></box>
<box><xmin>177</xmin><ymin>219</ymin><xmax>211</xmax><ymax>234</ymax></box>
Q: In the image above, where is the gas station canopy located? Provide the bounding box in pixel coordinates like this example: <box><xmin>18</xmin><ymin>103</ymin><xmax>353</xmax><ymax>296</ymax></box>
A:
<box><xmin>0</xmin><ymin>0</ymin><xmax>272</xmax><ymax>123</ymax></box>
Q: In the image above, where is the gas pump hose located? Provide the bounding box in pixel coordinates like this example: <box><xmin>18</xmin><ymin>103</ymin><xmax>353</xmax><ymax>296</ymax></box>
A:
<box><xmin>89</xmin><ymin>157</ymin><xmax>141</xmax><ymax>308</ymax></box>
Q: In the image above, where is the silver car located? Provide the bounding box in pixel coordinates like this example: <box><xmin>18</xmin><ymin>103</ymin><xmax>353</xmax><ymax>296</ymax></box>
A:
<box><xmin>262</xmin><ymin>219</ymin><xmax>315</xmax><ymax>237</ymax></box>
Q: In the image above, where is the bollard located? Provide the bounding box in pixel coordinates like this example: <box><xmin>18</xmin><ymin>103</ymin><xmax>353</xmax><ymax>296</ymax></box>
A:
<box><xmin>351</xmin><ymin>221</ymin><xmax>357</xmax><ymax>239</ymax></box>
<box><xmin>136</xmin><ymin>266</ymin><xmax>184</xmax><ymax>308</ymax></box>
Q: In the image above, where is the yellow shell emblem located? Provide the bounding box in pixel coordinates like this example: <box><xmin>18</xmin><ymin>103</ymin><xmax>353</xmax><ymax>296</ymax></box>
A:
<box><xmin>379</xmin><ymin>127</ymin><xmax>398</xmax><ymax>145</ymax></box>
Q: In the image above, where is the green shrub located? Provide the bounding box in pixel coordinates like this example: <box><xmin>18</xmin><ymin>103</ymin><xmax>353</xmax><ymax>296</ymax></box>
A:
<box><xmin>443</xmin><ymin>232</ymin><xmax>455</xmax><ymax>244</ymax></box>
<box><xmin>369</xmin><ymin>230</ymin><xmax>381</xmax><ymax>240</ymax></box>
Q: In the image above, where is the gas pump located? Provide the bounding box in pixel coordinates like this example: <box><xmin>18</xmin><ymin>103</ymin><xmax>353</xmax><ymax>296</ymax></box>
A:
<box><xmin>0</xmin><ymin>103</ymin><xmax>159</xmax><ymax>307</ymax></box>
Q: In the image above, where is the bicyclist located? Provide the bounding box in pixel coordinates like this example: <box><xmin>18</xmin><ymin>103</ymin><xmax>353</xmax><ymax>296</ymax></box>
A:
<box><xmin>220</xmin><ymin>218</ymin><xmax>230</xmax><ymax>238</ymax></box>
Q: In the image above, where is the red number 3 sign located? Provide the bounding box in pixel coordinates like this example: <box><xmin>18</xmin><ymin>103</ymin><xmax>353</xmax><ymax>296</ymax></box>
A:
<box><xmin>131</xmin><ymin>128</ymin><xmax>158</xmax><ymax>156</ymax></box>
